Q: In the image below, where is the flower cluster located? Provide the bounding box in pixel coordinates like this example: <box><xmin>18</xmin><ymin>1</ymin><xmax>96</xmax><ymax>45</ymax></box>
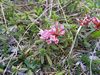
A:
<box><xmin>78</xmin><ymin>15</ymin><xmax>100</xmax><ymax>29</ymax></box>
<box><xmin>39</xmin><ymin>22</ymin><xmax>65</xmax><ymax>44</ymax></box>
<box><xmin>78</xmin><ymin>15</ymin><xmax>91</xmax><ymax>26</ymax></box>
<box><xmin>92</xmin><ymin>17</ymin><xmax>100</xmax><ymax>29</ymax></box>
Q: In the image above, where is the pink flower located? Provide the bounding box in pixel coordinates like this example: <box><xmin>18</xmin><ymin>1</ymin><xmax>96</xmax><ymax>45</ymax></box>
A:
<box><xmin>50</xmin><ymin>22</ymin><xmax>65</xmax><ymax>36</ymax></box>
<box><xmin>46</xmin><ymin>40</ymin><xmax>52</xmax><ymax>44</ymax></box>
<box><xmin>39</xmin><ymin>29</ymin><xmax>51</xmax><ymax>40</ymax></box>
<box><xmin>92</xmin><ymin>17</ymin><xmax>100</xmax><ymax>29</ymax></box>
<box><xmin>49</xmin><ymin>35</ymin><xmax>59</xmax><ymax>44</ymax></box>
<box><xmin>77</xmin><ymin>15</ymin><xmax>91</xmax><ymax>26</ymax></box>
<box><xmin>39</xmin><ymin>21</ymin><xmax>65</xmax><ymax>44</ymax></box>
<box><xmin>46</xmin><ymin>35</ymin><xmax>59</xmax><ymax>44</ymax></box>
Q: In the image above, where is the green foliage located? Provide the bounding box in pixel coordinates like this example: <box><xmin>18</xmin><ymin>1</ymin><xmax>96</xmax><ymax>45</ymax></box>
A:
<box><xmin>24</xmin><ymin>57</ymin><xmax>40</xmax><ymax>71</ymax></box>
<box><xmin>55</xmin><ymin>70</ymin><xmax>65</xmax><ymax>75</ymax></box>
<box><xmin>81</xmin><ymin>55</ymin><xmax>90</xmax><ymax>66</ymax></box>
<box><xmin>34</xmin><ymin>7</ymin><xmax>43</xmax><ymax>16</ymax></box>
<box><xmin>51</xmin><ymin>11</ymin><xmax>59</xmax><ymax>21</ymax></box>
<box><xmin>91</xmin><ymin>30</ymin><xmax>100</xmax><ymax>39</ymax></box>
<box><xmin>46</xmin><ymin>54</ymin><xmax>52</xmax><ymax>66</ymax></box>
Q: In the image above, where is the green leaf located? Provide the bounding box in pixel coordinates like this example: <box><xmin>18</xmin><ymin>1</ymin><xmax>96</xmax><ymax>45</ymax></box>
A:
<box><xmin>39</xmin><ymin>48</ymin><xmax>46</xmax><ymax>56</ymax></box>
<box><xmin>46</xmin><ymin>54</ymin><xmax>52</xmax><ymax>66</ymax></box>
<box><xmin>40</xmin><ymin>56</ymin><xmax>44</xmax><ymax>64</ymax></box>
<box><xmin>50</xmin><ymin>45</ymin><xmax>58</xmax><ymax>50</ymax></box>
<box><xmin>96</xmin><ymin>0</ymin><xmax>100</xmax><ymax>8</ymax></box>
<box><xmin>12</xmin><ymin>66</ymin><xmax>17</xmax><ymax>72</ymax></box>
<box><xmin>34</xmin><ymin>7</ymin><xmax>43</xmax><ymax>16</ymax></box>
<box><xmin>93</xmin><ymin>59</ymin><xmax>100</xmax><ymax>65</ymax></box>
<box><xmin>34</xmin><ymin>40</ymin><xmax>43</xmax><ymax>45</ymax></box>
<box><xmin>55</xmin><ymin>70</ymin><xmax>65</xmax><ymax>75</ymax></box>
<box><xmin>0</xmin><ymin>35</ymin><xmax>7</xmax><ymax>41</ymax></box>
<box><xmin>51</xmin><ymin>11</ymin><xmax>59</xmax><ymax>21</ymax></box>
<box><xmin>91</xmin><ymin>30</ymin><xmax>100</xmax><ymax>39</ymax></box>
<box><xmin>81</xmin><ymin>55</ymin><xmax>90</xmax><ymax>66</ymax></box>
<box><xmin>0</xmin><ymin>68</ymin><xmax>3</xmax><ymax>73</ymax></box>
<box><xmin>24</xmin><ymin>58</ymin><xmax>39</xmax><ymax>70</ymax></box>
<box><xmin>0</xmin><ymin>0</ymin><xmax>3</xmax><ymax>2</ymax></box>
<box><xmin>27</xmin><ymin>70</ymin><xmax>33</xmax><ymax>75</ymax></box>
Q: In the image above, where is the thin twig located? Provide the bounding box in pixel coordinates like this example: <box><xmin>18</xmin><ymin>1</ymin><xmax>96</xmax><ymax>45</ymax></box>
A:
<box><xmin>49</xmin><ymin>0</ymin><xmax>53</xmax><ymax>18</ymax></box>
<box><xmin>0</xmin><ymin>3</ymin><xmax>7</xmax><ymax>30</ymax></box>
<box><xmin>89</xmin><ymin>41</ymin><xmax>98</xmax><ymax>75</ymax></box>
<box><xmin>3</xmin><ymin>53</ymin><xmax>15</xmax><ymax>75</ymax></box>
<box><xmin>68</xmin><ymin>26</ymin><xmax>82</xmax><ymax>56</ymax></box>
<box><xmin>0</xmin><ymin>54</ymin><xmax>16</xmax><ymax>63</ymax></box>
